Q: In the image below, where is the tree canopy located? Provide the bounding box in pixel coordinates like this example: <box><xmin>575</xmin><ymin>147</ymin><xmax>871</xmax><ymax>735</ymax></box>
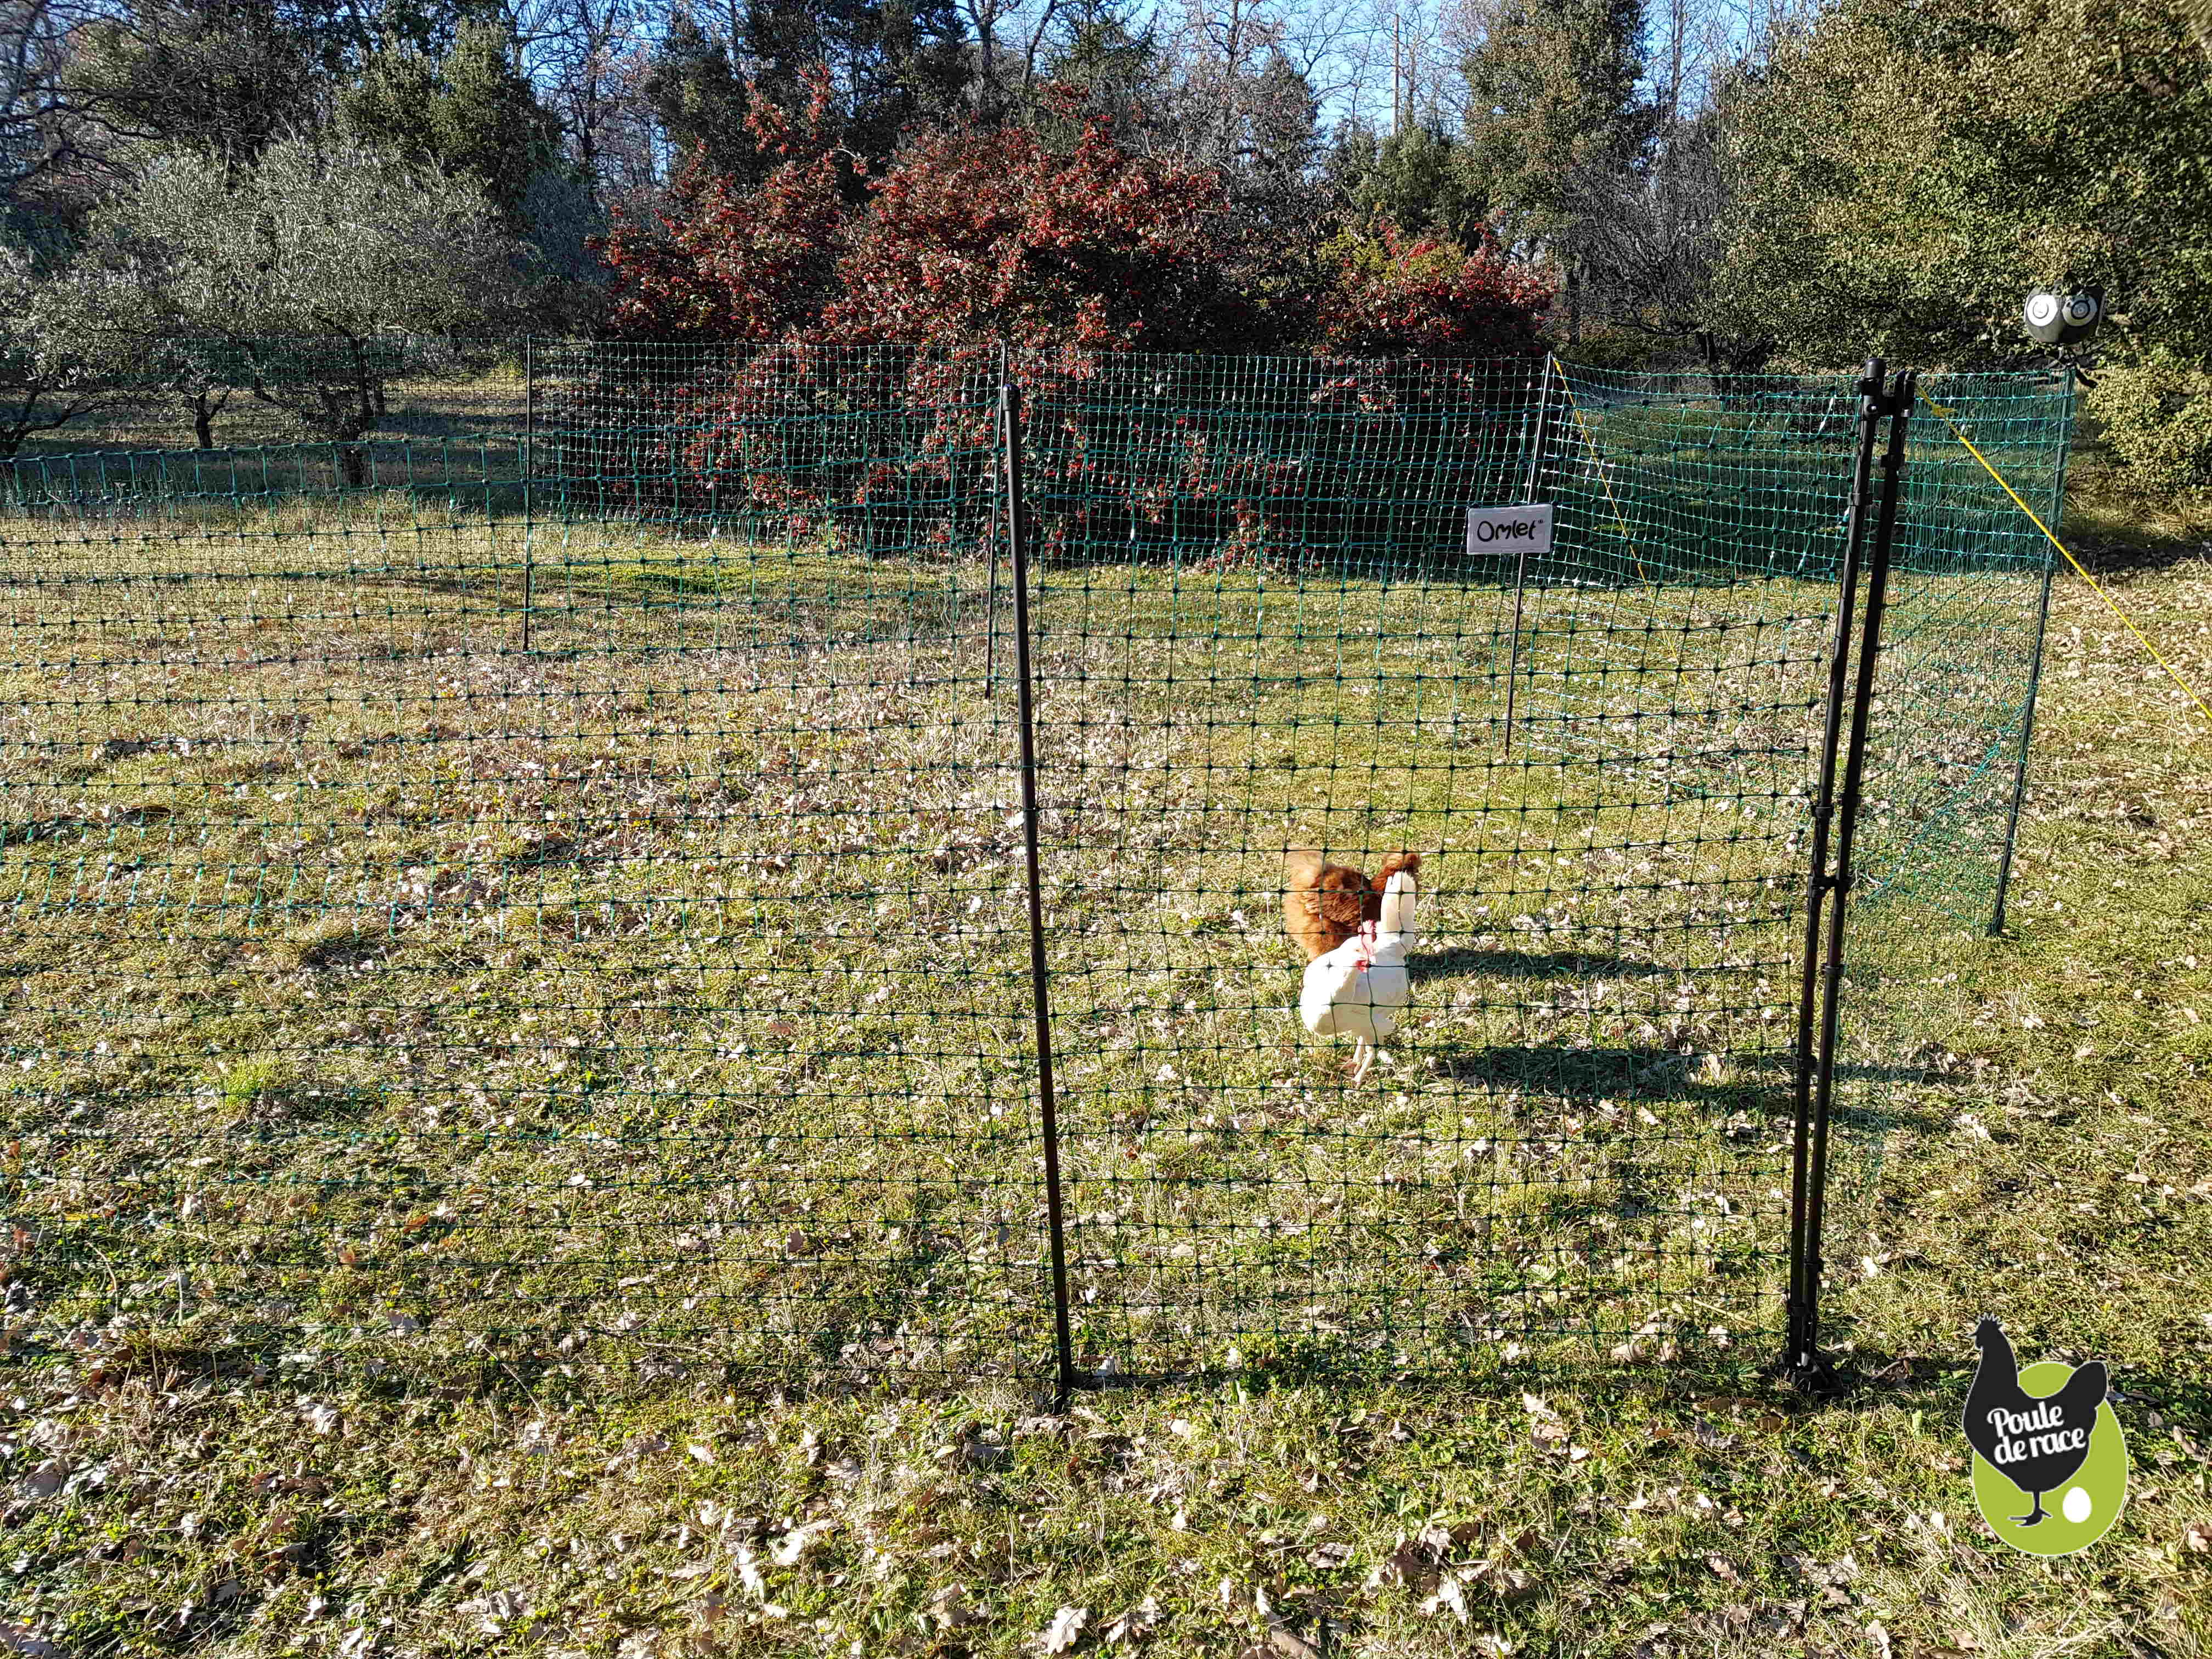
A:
<box><xmin>1</xmin><ymin>0</ymin><xmax>2207</xmax><ymax>481</ymax></box>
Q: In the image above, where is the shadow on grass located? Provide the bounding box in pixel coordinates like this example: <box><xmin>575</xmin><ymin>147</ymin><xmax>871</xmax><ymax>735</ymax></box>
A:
<box><xmin>1410</xmin><ymin>946</ymin><xmax>1673</xmax><ymax>983</ymax></box>
<box><xmin>1423</xmin><ymin>1042</ymin><xmax>1768</xmax><ymax>1104</ymax></box>
<box><xmin>1818</xmin><ymin>1343</ymin><xmax>2212</xmax><ymax>1425</ymax></box>
<box><xmin>1074</xmin><ymin>1342</ymin><xmax>1794</xmax><ymax>1402</ymax></box>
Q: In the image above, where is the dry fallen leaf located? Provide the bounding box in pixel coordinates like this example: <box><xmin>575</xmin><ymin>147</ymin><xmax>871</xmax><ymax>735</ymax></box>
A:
<box><xmin>21</xmin><ymin>1460</ymin><xmax>68</xmax><ymax>1499</ymax></box>
<box><xmin>1102</xmin><ymin>1596</ymin><xmax>1161</xmax><ymax>1645</ymax></box>
<box><xmin>932</xmin><ymin>1584</ymin><xmax>983</xmax><ymax>1631</ymax></box>
<box><xmin>1419</xmin><ymin>1574</ymin><xmax>1469</xmax><ymax>1624</ymax></box>
<box><xmin>1040</xmin><ymin>1605</ymin><xmax>1090</xmax><ymax>1654</ymax></box>
<box><xmin>769</xmin><ymin>1520</ymin><xmax>830</xmax><ymax>1568</ymax></box>
<box><xmin>0</xmin><ymin>1622</ymin><xmax>69</xmax><ymax>1659</ymax></box>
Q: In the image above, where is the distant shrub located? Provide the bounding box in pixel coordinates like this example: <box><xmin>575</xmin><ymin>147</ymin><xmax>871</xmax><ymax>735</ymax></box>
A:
<box><xmin>2088</xmin><ymin>349</ymin><xmax>2212</xmax><ymax>491</ymax></box>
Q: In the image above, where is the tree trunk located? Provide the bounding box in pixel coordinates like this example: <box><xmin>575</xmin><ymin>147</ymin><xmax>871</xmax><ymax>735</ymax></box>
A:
<box><xmin>194</xmin><ymin>396</ymin><xmax>215</xmax><ymax>450</ymax></box>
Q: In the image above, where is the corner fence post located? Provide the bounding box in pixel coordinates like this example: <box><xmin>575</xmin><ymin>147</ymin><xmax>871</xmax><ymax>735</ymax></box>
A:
<box><xmin>1788</xmin><ymin>358</ymin><xmax>1883</xmax><ymax>1376</ymax></box>
<box><xmin>1501</xmin><ymin>354</ymin><xmax>1555</xmax><ymax>756</ymax></box>
<box><xmin>522</xmin><ymin>334</ymin><xmax>535</xmax><ymax>653</ymax></box>
<box><xmin>1788</xmin><ymin>365</ymin><xmax>1915</xmax><ymax>1380</ymax></box>
<box><xmin>1988</xmin><ymin>370</ymin><xmax>2072</xmax><ymax>935</ymax></box>
<box><xmin>1001</xmin><ymin>376</ymin><xmax>1079</xmax><ymax>1404</ymax></box>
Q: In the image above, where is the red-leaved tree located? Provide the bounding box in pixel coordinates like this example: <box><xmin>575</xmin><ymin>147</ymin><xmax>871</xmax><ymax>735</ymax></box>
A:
<box><xmin>1317</xmin><ymin>228</ymin><xmax>1555</xmax><ymax>358</ymax></box>
<box><xmin>822</xmin><ymin>117</ymin><xmax>1251</xmax><ymax>359</ymax></box>
<box><xmin>590</xmin><ymin>70</ymin><xmax>851</xmax><ymax>342</ymax></box>
<box><xmin>576</xmin><ymin>94</ymin><xmax>1556</xmax><ymax>563</ymax></box>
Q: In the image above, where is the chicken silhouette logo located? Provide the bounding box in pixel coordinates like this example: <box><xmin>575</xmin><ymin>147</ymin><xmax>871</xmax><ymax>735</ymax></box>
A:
<box><xmin>1963</xmin><ymin>1318</ymin><xmax>2128</xmax><ymax>1555</ymax></box>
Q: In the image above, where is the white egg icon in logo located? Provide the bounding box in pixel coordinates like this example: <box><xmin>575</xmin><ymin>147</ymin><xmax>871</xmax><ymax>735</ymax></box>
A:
<box><xmin>2062</xmin><ymin>1487</ymin><xmax>2093</xmax><ymax>1525</ymax></box>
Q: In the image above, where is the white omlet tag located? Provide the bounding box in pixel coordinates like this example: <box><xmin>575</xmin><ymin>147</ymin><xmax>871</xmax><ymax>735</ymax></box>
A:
<box><xmin>1466</xmin><ymin>503</ymin><xmax>1553</xmax><ymax>561</ymax></box>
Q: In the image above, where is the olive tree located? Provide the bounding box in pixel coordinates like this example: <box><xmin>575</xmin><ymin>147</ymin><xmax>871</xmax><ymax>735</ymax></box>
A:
<box><xmin>0</xmin><ymin>241</ymin><xmax>150</xmax><ymax>459</ymax></box>
<box><xmin>91</xmin><ymin>136</ymin><xmax>522</xmax><ymax>476</ymax></box>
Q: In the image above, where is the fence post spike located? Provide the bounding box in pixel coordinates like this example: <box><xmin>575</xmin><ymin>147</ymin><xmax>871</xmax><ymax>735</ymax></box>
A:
<box><xmin>522</xmin><ymin>334</ymin><xmax>534</xmax><ymax>653</ymax></box>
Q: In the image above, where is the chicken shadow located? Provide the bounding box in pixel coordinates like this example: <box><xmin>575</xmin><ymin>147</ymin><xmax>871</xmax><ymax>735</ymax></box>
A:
<box><xmin>1422</xmin><ymin>1042</ymin><xmax>1772</xmax><ymax>1110</ymax></box>
<box><xmin>1408</xmin><ymin>946</ymin><xmax>1673</xmax><ymax>984</ymax></box>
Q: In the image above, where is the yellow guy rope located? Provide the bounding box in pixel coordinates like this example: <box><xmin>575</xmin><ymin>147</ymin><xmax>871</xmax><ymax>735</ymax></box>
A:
<box><xmin>1548</xmin><ymin>354</ymin><xmax>1651</xmax><ymax>584</ymax></box>
<box><xmin>1923</xmin><ymin>399</ymin><xmax>2212</xmax><ymax>730</ymax></box>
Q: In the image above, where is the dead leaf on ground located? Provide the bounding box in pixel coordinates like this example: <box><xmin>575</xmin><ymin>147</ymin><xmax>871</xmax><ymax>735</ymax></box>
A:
<box><xmin>1101</xmin><ymin>1596</ymin><xmax>1161</xmax><ymax>1645</ymax></box>
<box><xmin>1039</xmin><ymin>1605</ymin><xmax>1090</xmax><ymax>1653</ymax></box>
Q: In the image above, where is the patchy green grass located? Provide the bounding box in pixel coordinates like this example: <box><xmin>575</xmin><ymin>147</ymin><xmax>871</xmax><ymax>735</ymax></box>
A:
<box><xmin>1</xmin><ymin>462</ymin><xmax>2207</xmax><ymax>1658</ymax></box>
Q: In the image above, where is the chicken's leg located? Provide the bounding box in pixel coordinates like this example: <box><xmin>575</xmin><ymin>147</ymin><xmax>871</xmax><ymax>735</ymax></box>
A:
<box><xmin>1348</xmin><ymin>1038</ymin><xmax>1373</xmax><ymax>1086</ymax></box>
<box><xmin>2013</xmin><ymin>1490</ymin><xmax>2049</xmax><ymax>1526</ymax></box>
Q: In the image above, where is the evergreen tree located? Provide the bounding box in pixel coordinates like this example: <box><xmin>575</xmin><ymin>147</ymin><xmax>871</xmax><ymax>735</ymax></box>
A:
<box><xmin>1711</xmin><ymin>0</ymin><xmax>2209</xmax><ymax>476</ymax></box>
<box><xmin>338</xmin><ymin>20</ymin><xmax>567</xmax><ymax>232</ymax></box>
<box><xmin>1030</xmin><ymin>3</ymin><xmax>1165</xmax><ymax>146</ymax></box>
<box><xmin>1327</xmin><ymin>123</ymin><xmax>1489</xmax><ymax>249</ymax></box>
<box><xmin>1460</xmin><ymin>0</ymin><xmax>1650</xmax><ymax>271</ymax></box>
<box><xmin>639</xmin><ymin>0</ymin><xmax>970</xmax><ymax>187</ymax></box>
<box><xmin>821</xmin><ymin>0</ymin><xmax>973</xmax><ymax>163</ymax></box>
<box><xmin>66</xmin><ymin>0</ymin><xmax>331</xmax><ymax>170</ymax></box>
<box><xmin>640</xmin><ymin>7</ymin><xmax>757</xmax><ymax>182</ymax></box>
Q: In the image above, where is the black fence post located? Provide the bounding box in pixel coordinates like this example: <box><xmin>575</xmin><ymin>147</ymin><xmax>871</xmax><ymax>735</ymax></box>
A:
<box><xmin>1787</xmin><ymin>365</ymin><xmax>1915</xmax><ymax>1381</ymax></box>
<box><xmin>1988</xmin><ymin>370</ymin><xmax>2073</xmax><ymax>935</ymax></box>
<box><xmin>1001</xmin><ymin>376</ymin><xmax>1079</xmax><ymax>1404</ymax></box>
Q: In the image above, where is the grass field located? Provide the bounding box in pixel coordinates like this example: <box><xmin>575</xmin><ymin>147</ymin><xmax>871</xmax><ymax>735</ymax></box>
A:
<box><xmin>2</xmin><ymin>412</ymin><xmax>2207</xmax><ymax>1656</ymax></box>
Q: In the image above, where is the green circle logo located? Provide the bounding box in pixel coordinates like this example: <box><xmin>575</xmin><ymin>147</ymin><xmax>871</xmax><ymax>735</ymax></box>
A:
<box><xmin>1966</xmin><ymin>1339</ymin><xmax>2129</xmax><ymax>1557</ymax></box>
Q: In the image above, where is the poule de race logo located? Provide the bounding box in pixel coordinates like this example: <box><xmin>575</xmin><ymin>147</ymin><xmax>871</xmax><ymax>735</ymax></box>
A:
<box><xmin>1962</xmin><ymin>1318</ymin><xmax>2128</xmax><ymax>1555</ymax></box>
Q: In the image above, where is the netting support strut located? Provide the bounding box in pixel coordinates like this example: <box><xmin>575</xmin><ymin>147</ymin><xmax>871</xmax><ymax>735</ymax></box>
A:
<box><xmin>1002</xmin><ymin>377</ymin><xmax>1079</xmax><ymax>1404</ymax></box>
<box><xmin>1788</xmin><ymin>359</ymin><xmax>1885</xmax><ymax>1379</ymax></box>
<box><xmin>1788</xmin><ymin>361</ymin><xmax>1914</xmax><ymax>1380</ymax></box>
<box><xmin>521</xmin><ymin>335</ymin><xmax>535</xmax><ymax>653</ymax></box>
<box><xmin>985</xmin><ymin>342</ymin><xmax>1006</xmax><ymax>700</ymax></box>
<box><xmin>1988</xmin><ymin>371</ymin><xmax>2073</xmax><ymax>935</ymax></box>
<box><xmin>1501</xmin><ymin>354</ymin><xmax>1555</xmax><ymax>756</ymax></box>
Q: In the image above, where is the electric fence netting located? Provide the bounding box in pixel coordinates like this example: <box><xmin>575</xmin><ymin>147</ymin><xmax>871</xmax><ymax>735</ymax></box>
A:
<box><xmin>0</xmin><ymin>343</ymin><xmax>2069</xmax><ymax>1390</ymax></box>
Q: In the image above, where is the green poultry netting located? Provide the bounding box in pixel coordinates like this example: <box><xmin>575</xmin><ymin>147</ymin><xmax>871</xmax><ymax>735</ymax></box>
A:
<box><xmin>0</xmin><ymin>342</ymin><xmax>2069</xmax><ymax>1388</ymax></box>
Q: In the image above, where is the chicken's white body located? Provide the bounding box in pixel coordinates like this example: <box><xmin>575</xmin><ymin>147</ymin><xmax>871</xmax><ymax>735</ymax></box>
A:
<box><xmin>1299</xmin><ymin>866</ymin><xmax>1417</xmax><ymax>1083</ymax></box>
